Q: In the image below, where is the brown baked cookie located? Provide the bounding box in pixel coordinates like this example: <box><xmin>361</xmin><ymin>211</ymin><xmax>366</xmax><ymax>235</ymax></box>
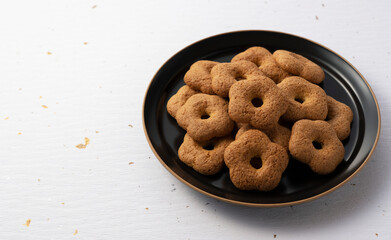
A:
<box><xmin>224</xmin><ymin>129</ymin><xmax>289</xmax><ymax>191</ymax></box>
<box><xmin>326</xmin><ymin>96</ymin><xmax>354</xmax><ymax>141</ymax></box>
<box><xmin>273</xmin><ymin>50</ymin><xmax>325</xmax><ymax>84</ymax></box>
<box><xmin>264</xmin><ymin>124</ymin><xmax>291</xmax><ymax>151</ymax></box>
<box><xmin>235</xmin><ymin>123</ymin><xmax>291</xmax><ymax>151</ymax></box>
<box><xmin>289</xmin><ymin>120</ymin><xmax>345</xmax><ymax>175</ymax></box>
<box><xmin>235</xmin><ymin>123</ymin><xmax>253</xmax><ymax>140</ymax></box>
<box><xmin>229</xmin><ymin>77</ymin><xmax>288</xmax><ymax>131</ymax></box>
<box><xmin>278</xmin><ymin>76</ymin><xmax>328</xmax><ymax>122</ymax></box>
<box><xmin>176</xmin><ymin>93</ymin><xmax>234</xmax><ymax>141</ymax></box>
<box><xmin>167</xmin><ymin>85</ymin><xmax>199</xmax><ymax>118</ymax></box>
<box><xmin>184</xmin><ymin>60</ymin><xmax>218</xmax><ymax>94</ymax></box>
<box><xmin>231</xmin><ymin>46</ymin><xmax>290</xmax><ymax>83</ymax></box>
<box><xmin>210</xmin><ymin>60</ymin><xmax>265</xmax><ymax>97</ymax></box>
<box><xmin>178</xmin><ymin>134</ymin><xmax>233</xmax><ymax>175</ymax></box>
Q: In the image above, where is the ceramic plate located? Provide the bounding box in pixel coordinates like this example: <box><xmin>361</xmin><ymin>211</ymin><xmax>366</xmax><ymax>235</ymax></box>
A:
<box><xmin>143</xmin><ymin>31</ymin><xmax>380</xmax><ymax>207</ymax></box>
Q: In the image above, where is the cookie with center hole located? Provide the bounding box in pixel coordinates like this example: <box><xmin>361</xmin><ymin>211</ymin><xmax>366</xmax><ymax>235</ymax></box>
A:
<box><xmin>273</xmin><ymin>50</ymin><xmax>325</xmax><ymax>84</ymax></box>
<box><xmin>167</xmin><ymin>85</ymin><xmax>199</xmax><ymax>118</ymax></box>
<box><xmin>224</xmin><ymin>129</ymin><xmax>289</xmax><ymax>191</ymax></box>
<box><xmin>326</xmin><ymin>96</ymin><xmax>353</xmax><ymax>141</ymax></box>
<box><xmin>235</xmin><ymin>123</ymin><xmax>291</xmax><ymax>151</ymax></box>
<box><xmin>176</xmin><ymin>93</ymin><xmax>234</xmax><ymax>141</ymax></box>
<box><xmin>278</xmin><ymin>76</ymin><xmax>328</xmax><ymax>122</ymax></box>
<box><xmin>289</xmin><ymin>119</ymin><xmax>345</xmax><ymax>175</ymax></box>
<box><xmin>184</xmin><ymin>60</ymin><xmax>219</xmax><ymax>94</ymax></box>
<box><xmin>178</xmin><ymin>134</ymin><xmax>233</xmax><ymax>175</ymax></box>
<box><xmin>229</xmin><ymin>77</ymin><xmax>288</xmax><ymax>131</ymax></box>
<box><xmin>210</xmin><ymin>60</ymin><xmax>265</xmax><ymax>97</ymax></box>
<box><xmin>231</xmin><ymin>46</ymin><xmax>290</xmax><ymax>83</ymax></box>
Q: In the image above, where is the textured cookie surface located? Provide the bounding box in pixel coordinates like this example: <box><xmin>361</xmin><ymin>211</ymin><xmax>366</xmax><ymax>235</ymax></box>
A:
<box><xmin>229</xmin><ymin>77</ymin><xmax>288</xmax><ymax>131</ymax></box>
<box><xmin>231</xmin><ymin>47</ymin><xmax>290</xmax><ymax>83</ymax></box>
<box><xmin>167</xmin><ymin>85</ymin><xmax>199</xmax><ymax>118</ymax></box>
<box><xmin>278</xmin><ymin>76</ymin><xmax>327</xmax><ymax>122</ymax></box>
<box><xmin>176</xmin><ymin>93</ymin><xmax>234</xmax><ymax>142</ymax></box>
<box><xmin>210</xmin><ymin>60</ymin><xmax>264</xmax><ymax>97</ymax></box>
<box><xmin>326</xmin><ymin>96</ymin><xmax>354</xmax><ymax>141</ymax></box>
<box><xmin>273</xmin><ymin>50</ymin><xmax>325</xmax><ymax>84</ymax></box>
<box><xmin>224</xmin><ymin>129</ymin><xmax>289</xmax><ymax>191</ymax></box>
<box><xmin>289</xmin><ymin>120</ymin><xmax>345</xmax><ymax>175</ymax></box>
<box><xmin>235</xmin><ymin>123</ymin><xmax>291</xmax><ymax>151</ymax></box>
<box><xmin>184</xmin><ymin>60</ymin><xmax>218</xmax><ymax>94</ymax></box>
<box><xmin>178</xmin><ymin>134</ymin><xmax>233</xmax><ymax>175</ymax></box>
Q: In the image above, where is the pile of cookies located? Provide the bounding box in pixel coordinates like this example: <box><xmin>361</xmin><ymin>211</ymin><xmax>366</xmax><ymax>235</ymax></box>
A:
<box><xmin>167</xmin><ymin>47</ymin><xmax>353</xmax><ymax>191</ymax></box>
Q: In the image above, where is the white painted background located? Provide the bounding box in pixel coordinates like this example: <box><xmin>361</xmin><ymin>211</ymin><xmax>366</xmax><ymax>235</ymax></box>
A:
<box><xmin>0</xmin><ymin>0</ymin><xmax>390</xmax><ymax>239</ymax></box>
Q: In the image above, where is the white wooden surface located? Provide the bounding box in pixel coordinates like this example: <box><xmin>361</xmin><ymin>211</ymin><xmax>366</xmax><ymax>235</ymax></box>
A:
<box><xmin>0</xmin><ymin>0</ymin><xmax>390</xmax><ymax>239</ymax></box>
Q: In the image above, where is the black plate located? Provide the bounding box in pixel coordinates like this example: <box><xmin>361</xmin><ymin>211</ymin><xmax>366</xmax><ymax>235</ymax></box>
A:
<box><xmin>143</xmin><ymin>31</ymin><xmax>380</xmax><ymax>207</ymax></box>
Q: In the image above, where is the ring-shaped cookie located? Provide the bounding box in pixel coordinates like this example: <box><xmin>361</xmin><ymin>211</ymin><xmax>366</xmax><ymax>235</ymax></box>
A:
<box><xmin>184</xmin><ymin>60</ymin><xmax>218</xmax><ymax>94</ymax></box>
<box><xmin>167</xmin><ymin>85</ymin><xmax>199</xmax><ymax>118</ymax></box>
<box><xmin>231</xmin><ymin>46</ymin><xmax>290</xmax><ymax>83</ymax></box>
<box><xmin>176</xmin><ymin>93</ymin><xmax>234</xmax><ymax>142</ymax></box>
<box><xmin>178</xmin><ymin>134</ymin><xmax>233</xmax><ymax>175</ymax></box>
<box><xmin>224</xmin><ymin>129</ymin><xmax>289</xmax><ymax>191</ymax></box>
<box><xmin>229</xmin><ymin>77</ymin><xmax>288</xmax><ymax>131</ymax></box>
<box><xmin>235</xmin><ymin>123</ymin><xmax>291</xmax><ymax>151</ymax></box>
<box><xmin>273</xmin><ymin>50</ymin><xmax>325</xmax><ymax>84</ymax></box>
<box><xmin>289</xmin><ymin>120</ymin><xmax>345</xmax><ymax>175</ymax></box>
<box><xmin>211</xmin><ymin>60</ymin><xmax>265</xmax><ymax>97</ymax></box>
<box><xmin>278</xmin><ymin>76</ymin><xmax>327</xmax><ymax>122</ymax></box>
<box><xmin>326</xmin><ymin>96</ymin><xmax>354</xmax><ymax>141</ymax></box>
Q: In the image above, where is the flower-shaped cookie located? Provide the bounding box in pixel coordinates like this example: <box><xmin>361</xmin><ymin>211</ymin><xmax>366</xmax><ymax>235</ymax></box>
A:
<box><xmin>273</xmin><ymin>50</ymin><xmax>325</xmax><ymax>84</ymax></box>
<box><xmin>178</xmin><ymin>134</ymin><xmax>233</xmax><ymax>175</ymax></box>
<box><xmin>184</xmin><ymin>60</ymin><xmax>219</xmax><ymax>94</ymax></box>
<box><xmin>235</xmin><ymin>123</ymin><xmax>291</xmax><ymax>151</ymax></box>
<box><xmin>224</xmin><ymin>129</ymin><xmax>289</xmax><ymax>191</ymax></box>
<box><xmin>167</xmin><ymin>85</ymin><xmax>199</xmax><ymax>118</ymax></box>
<box><xmin>289</xmin><ymin>120</ymin><xmax>345</xmax><ymax>175</ymax></box>
<box><xmin>229</xmin><ymin>77</ymin><xmax>288</xmax><ymax>131</ymax></box>
<box><xmin>231</xmin><ymin>46</ymin><xmax>290</xmax><ymax>83</ymax></box>
<box><xmin>278</xmin><ymin>76</ymin><xmax>328</xmax><ymax>122</ymax></box>
<box><xmin>176</xmin><ymin>93</ymin><xmax>234</xmax><ymax>141</ymax></box>
<box><xmin>326</xmin><ymin>96</ymin><xmax>353</xmax><ymax>140</ymax></box>
<box><xmin>211</xmin><ymin>60</ymin><xmax>264</xmax><ymax>97</ymax></box>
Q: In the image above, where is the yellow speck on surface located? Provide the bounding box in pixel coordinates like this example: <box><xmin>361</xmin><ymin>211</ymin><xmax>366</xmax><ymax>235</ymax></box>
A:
<box><xmin>23</xmin><ymin>219</ymin><xmax>31</xmax><ymax>227</ymax></box>
<box><xmin>18</xmin><ymin>132</ymin><xmax>22</xmax><ymax>135</ymax></box>
<box><xmin>39</xmin><ymin>96</ymin><xmax>42</xmax><ymax>99</ymax></box>
<box><xmin>4</xmin><ymin>117</ymin><xmax>9</xmax><ymax>120</ymax></box>
<box><xmin>84</xmin><ymin>42</ymin><xmax>88</xmax><ymax>45</ymax></box>
<box><xmin>92</xmin><ymin>5</ymin><xmax>97</xmax><ymax>8</ymax></box>
<box><xmin>95</xmin><ymin>131</ymin><xmax>99</xmax><ymax>133</ymax></box>
<box><xmin>74</xmin><ymin>229</ymin><xmax>78</xmax><ymax>235</ymax></box>
<box><xmin>76</xmin><ymin>137</ymin><xmax>90</xmax><ymax>149</ymax></box>
<box><xmin>47</xmin><ymin>51</ymin><xmax>52</xmax><ymax>55</ymax></box>
<box><xmin>18</xmin><ymin>88</ymin><xmax>22</xmax><ymax>91</ymax></box>
<box><xmin>42</xmin><ymin>105</ymin><xmax>48</xmax><ymax>109</ymax></box>
<box><xmin>61</xmin><ymin>202</ymin><xmax>65</xmax><ymax>205</ymax></box>
<box><xmin>145</xmin><ymin>208</ymin><xmax>149</xmax><ymax>210</ymax></box>
<box><xmin>38</xmin><ymin>179</ymin><xmax>40</xmax><ymax>182</ymax></box>
<box><xmin>128</xmin><ymin>162</ymin><xmax>134</xmax><ymax>165</ymax></box>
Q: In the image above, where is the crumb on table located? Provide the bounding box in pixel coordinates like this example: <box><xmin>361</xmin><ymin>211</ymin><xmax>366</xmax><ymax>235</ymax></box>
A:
<box><xmin>23</xmin><ymin>219</ymin><xmax>31</xmax><ymax>227</ymax></box>
<box><xmin>76</xmin><ymin>137</ymin><xmax>90</xmax><ymax>149</ymax></box>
